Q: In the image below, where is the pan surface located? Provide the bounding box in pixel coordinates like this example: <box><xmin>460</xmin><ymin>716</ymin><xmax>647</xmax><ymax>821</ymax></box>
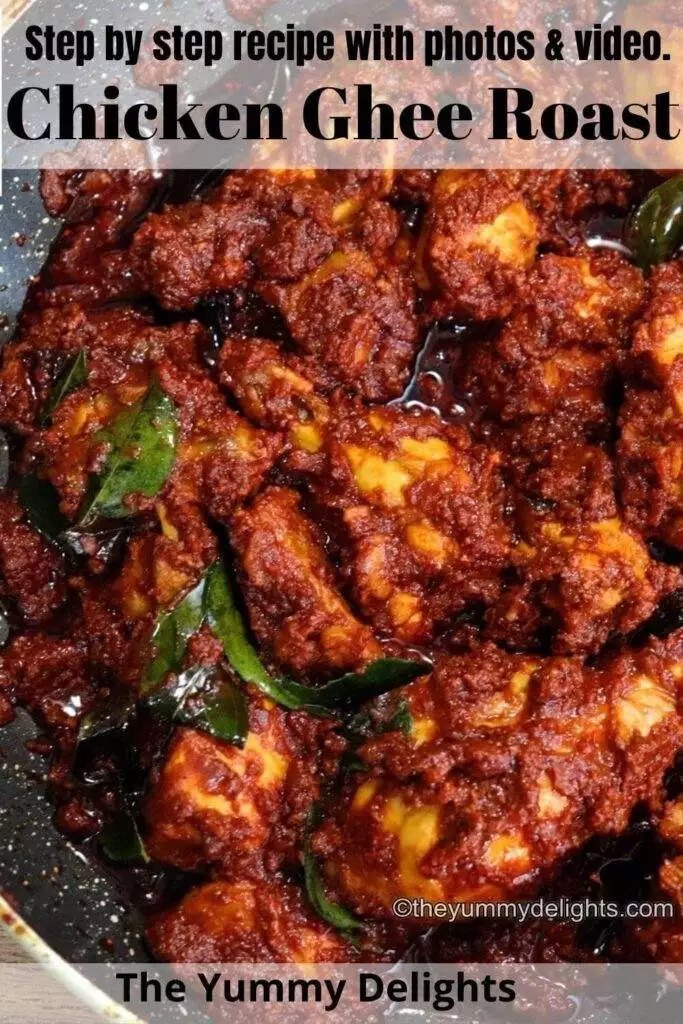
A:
<box><xmin>0</xmin><ymin>170</ymin><xmax>153</xmax><ymax>964</ymax></box>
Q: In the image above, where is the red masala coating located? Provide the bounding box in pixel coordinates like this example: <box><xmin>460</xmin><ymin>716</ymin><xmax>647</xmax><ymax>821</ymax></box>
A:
<box><xmin>418</xmin><ymin>170</ymin><xmax>543</xmax><ymax>321</ymax></box>
<box><xmin>133</xmin><ymin>170</ymin><xmax>418</xmax><ymax>401</ymax></box>
<box><xmin>313</xmin><ymin>635</ymin><xmax>683</xmax><ymax>920</ymax></box>
<box><xmin>231</xmin><ymin>486</ymin><xmax>381</xmax><ymax>677</ymax></box>
<box><xmin>32</xmin><ymin>170</ymin><xmax>157</xmax><ymax>308</ymax></box>
<box><xmin>462</xmin><ymin>248</ymin><xmax>645</xmax><ymax>429</ymax></box>
<box><xmin>487</xmin><ymin>502</ymin><xmax>678</xmax><ymax>655</ymax></box>
<box><xmin>147</xmin><ymin>879</ymin><xmax>355</xmax><ymax>963</ymax></box>
<box><xmin>302</xmin><ymin>400</ymin><xmax>511</xmax><ymax>643</ymax></box>
<box><xmin>144</xmin><ymin>699</ymin><xmax>344</xmax><ymax>878</ymax></box>
<box><xmin>622</xmin><ymin>798</ymin><xmax>683</xmax><ymax>962</ymax></box>
<box><xmin>130</xmin><ymin>170</ymin><xmax>356</xmax><ymax>310</ymax></box>
<box><xmin>219</xmin><ymin>346</ymin><xmax>511</xmax><ymax>641</ymax></box>
<box><xmin>259</xmin><ymin>249</ymin><xmax>418</xmax><ymax>402</ymax></box>
<box><xmin>145</xmin><ymin>709</ymin><xmax>294</xmax><ymax>875</ymax></box>
<box><xmin>0</xmin><ymin>495</ymin><xmax>66</xmax><ymax>623</ymax></box>
<box><xmin>3</xmin><ymin>167</ymin><xmax>683</xmax><ymax>967</ymax></box>
<box><xmin>0</xmin><ymin>632</ymin><xmax>95</xmax><ymax>744</ymax></box>
<box><xmin>618</xmin><ymin>263</ymin><xmax>683</xmax><ymax>547</ymax></box>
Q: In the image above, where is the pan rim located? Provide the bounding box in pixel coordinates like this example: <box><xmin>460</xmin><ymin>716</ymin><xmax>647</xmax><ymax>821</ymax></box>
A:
<box><xmin>0</xmin><ymin>893</ymin><xmax>145</xmax><ymax>1023</ymax></box>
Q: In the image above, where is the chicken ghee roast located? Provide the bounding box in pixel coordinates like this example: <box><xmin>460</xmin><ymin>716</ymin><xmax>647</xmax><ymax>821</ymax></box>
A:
<box><xmin>2</xmin><ymin>167</ymin><xmax>683</xmax><ymax>965</ymax></box>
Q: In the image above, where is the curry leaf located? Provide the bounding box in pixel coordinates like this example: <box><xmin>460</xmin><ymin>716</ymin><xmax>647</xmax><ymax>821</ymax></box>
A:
<box><xmin>143</xmin><ymin>666</ymin><xmax>202</xmax><ymax>724</ymax></box>
<box><xmin>303</xmin><ymin>850</ymin><xmax>364</xmax><ymax>935</ymax></box>
<box><xmin>303</xmin><ymin>803</ymin><xmax>363</xmax><ymax>938</ymax></box>
<box><xmin>18</xmin><ymin>471</ymin><xmax>131</xmax><ymax>563</ymax></box>
<box><xmin>301</xmin><ymin>660</ymin><xmax>427</xmax><ymax>714</ymax></box>
<box><xmin>177</xmin><ymin>672</ymin><xmax>248</xmax><ymax>747</ymax></box>
<box><xmin>79</xmin><ymin>381</ymin><xmax>179</xmax><ymax>525</ymax></box>
<box><xmin>77</xmin><ymin>689</ymin><xmax>135</xmax><ymax>748</ymax></box>
<box><xmin>204</xmin><ymin>561</ymin><xmax>429</xmax><ymax>714</ymax></box>
<box><xmin>74</xmin><ymin>689</ymin><xmax>139</xmax><ymax>786</ymax></box>
<box><xmin>203</xmin><ymin>560</ymin><xmax>276</xmax><ymax>690</ymax></box>
<box><xmin>42</xmin><ymin>349</ymin><xmax>88</xmax><ymax>424</ymax></box>
<box><xmin>19</xmin><ymin>472</ymin><xmax>70</xmax><ymax>542</ymax></box>
<box><xmin>142</xmin><ymin>559</ymin><xmax>428</xmax><ymax>714</ymax></box>
<box><xmin>142</xmin><ymin>574</ymin><xmax>208</xmax><ymax>694</ymax></box>
<box><xmin>386</xmin><ymin>699</ymin><xmax>413</xmax><ymax>737</ymax></box>
<box><xmin>625</xmin><ymin>175</ymin><xmax>683</xmax><ymax>270</ymax></box>
<box><xmin>99</xmin><ymin>810</ymin><xmax>149</xmax><ymax>864</ymax></box>
<box><xmin>144</xmin><ymin>664</ymin><xmax>248</xmax><ymax>748</ymax></box>
<box><xmin>253</xmin><ymin>661</ymin><xmax>425</xmax><ymax>717</ymax></box>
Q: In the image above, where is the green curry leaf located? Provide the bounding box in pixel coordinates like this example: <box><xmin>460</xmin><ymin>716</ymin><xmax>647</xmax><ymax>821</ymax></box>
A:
<box><xmin>142</xmin><ymin>559</ymin><xmax>428</xmax><ymax>718</ymax></box>
<box><xmin>303</xmin><ymin>850</ymin><xmax>364</xmax><ymax>935</ymax></box>
<box><xmin>142</xmin><ymin>574</ymin><xmax>208</xmax><ymax>694</ymax></box>
<box><xmin>144</xmin><ymin>664</ymin><xmax>248</xmax><ymax>748</ymax></box>
<box><xmin>203</xmin><ymin>560</ymin><xmax>278</xmax><ymax>692</ymax></box>
<box><xmin>303</xmin><ymin>803</ymin><xmax>363</xmax><ymax>938</ymax></box>
<box><xmin>42</xmin><ymin>349</ymin><xmax>88</xmax><ymax>424</ymax></box>
<box><xmin>77</xmin><ymin>689</ymin><xmax>136</xmax><ymax>749</ymax></box>
<box><xmin>625</xmin><ymin>175</ymin><xmax>683</xmax><ymax>270</ymax></box>
<box><xmin>204</xmin><ymin>561</ymin><xmax>429</xmax><ymax>715</ymax></box>
<box><xmin>19</xmin><ymin>472</ymin><xmax>70</xmax><ymax>543</ymax></box>
<box><xmin>386</xmin><ymin>699</ymin><xmax>413</xmax><ymax>737</ymax></box>
<box><xmin>79</xmin><ymin>381</ymin><xmax>179</xmax><ymax>525</ymax></box>
<box><xmin>99</xmin><ymin>810</ymin><xmax>149</xmax><ymax>864</ymax></box>
<box><xmin>177</xmin><ymin>670</ymin><xmax>248</xmax><ymax>747</ymax></box>
<box><xmin>300</xmin><ymin>660</ymin><xmax>427</xmax><ymax>715</ymax></box>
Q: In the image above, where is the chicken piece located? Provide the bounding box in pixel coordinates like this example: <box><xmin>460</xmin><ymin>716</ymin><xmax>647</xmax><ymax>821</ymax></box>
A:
<box><xmin>173</xmin><ymin>404</ymin><xmax>283</xmax><ymax>524</ymax></box>
<box><xmin>0</xmin><ymin>632</ymin><xmax>94</xmax><ymax>745</ymax></box>
<box><xmin>131</xmin><ymin>170</ymin><xmax>355</xmax><ymax>310</ymax></box>
<box><xmin>509</xmin><ymin>443</ymin><xmax>619</xmax><ymax>527</ymax></box>
<box><xmin>0</xmin><ymin>303</ymin><xmax>153</xmax><ymax>433</ymax></box>
<box><xmin>110</xmin><ymin>498</ymin><xmax>218</xmax><ymax>628</ymax></box>
<box><xmin>135</xmin><ymin>168</ymin><xmax>417</xmax><ymax>399</ymax></box>
<box><xmin>618</xmin><ymin>263</ymin><xmax>683</xmax><ymax>547</ymax></box>
<box><xmin>221</xmin><ymin>379</ymin><xmax>511</xmax><ymax>643</ymax></box>
<box><xmin>659</xmin><ymin>796</ymin><xmax>683</xmax><ymax>848</ymax></box>
<box><xmin>627</xmin><ymin>826</ymin><xmax>683</xmax><ymax>963</ymax></box>
<box><xmin>30</xmin><ymin>315</ymin><xmax>281</xmax><ymax>522</ymax></box>
<box><xmin>260</xmin><ymin>247</ymin><xmax>419</xmax><ymax>402</ymax></box>
<box><xmin>631</xmin><ymin>791</ymin><xmax>683</xmax><ymax>961</ymax></box>
<box><xmin>255</xmin><ymin>170</ymin><xmax>395</xmax><ymax>279</ymax></box>
<box><xmin>154</xmin><ymin>326</ymin><xmax>284</xmax><ymax>519</ymax></box>
<box><xmin>34</xmin><ymin>363</ymin><xmax>153</xmax><ymax>519</ymax></box>
<box><xmin>230</xmin><ymin>486</ymin><xmax>381</xmax><ymax>677</ymax></box>
<box><xmin>426</xmin><ymin>820</ymin><xmax>655</xmax><ymax>966</ymax></box>
<box><xmin>19</xmin><ymin>303</ymin><xmax>155</xmax><ymax>386</ymax></box>
<box><xmin>618</xmin><ymin>386</ymin><xmax>683</xmax><ymax>549</ymax></box>
<box><xmin>146</xmin><ymin>879</ymin><xmax>355</xmax><ymax>963</ymax></box>
<box><xmin>131</xmin><ymin>173</ymin><xmax>274</xmax><ymax>310</ymax></box>
<box><xmin>145</xmin><ymin>700</ymin><xmax>294</xmax><ymax>875</ymax></box>
<box><xmin>630</xmin><ymin>263</ymin><xmax>683</xmax><ymax>383</ymax></box>
<box><xmin>0</xmin><ymin>494</ymin><xmax>67</xmax><ymax>623</ymax></box>
<box><xmin>489</xmin><ymin>512</ymin><xmax>678</xmax><ymax>654</ymax></box>
<box><xmin>548</xmin><ymin>169</ymin><xmax>635</xmax><ymax>234</ymax></box>
<box><xmin>219</xmin><ymin>337</ymin><xmax>330</xmax><ymax>441</ymax></box>
<box><xmin>287</xmin><ymin>400</ymin><xmax>511</xmax><ymax>643</ymax></box>
<box><xmin>72</xmin><ymin>493</ymin><xmax>220</xmax><ymax>690</ymax></box>
<box><xmin>462</xmin><ymin>249</ymin><xmax>645</xmax><ymax>432</ymax></box>
<box><xmin>417</xmin><ymin>170</ymin><xmax>541</xmax><ymax>321</ymax></box>
<box><xmin>312</xmin><ymin>635</ymin><xmax>683</xmax><ymax>921</ymax></box>
<box><xmin>22</xmin><ymin>314</ymin><xmax>195</xmax><ymax>516</ymax></box>
<box><xmin>29</xmin><ymin>170</ymin><xmax>158</xmax><ymax>309</ymax></box>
